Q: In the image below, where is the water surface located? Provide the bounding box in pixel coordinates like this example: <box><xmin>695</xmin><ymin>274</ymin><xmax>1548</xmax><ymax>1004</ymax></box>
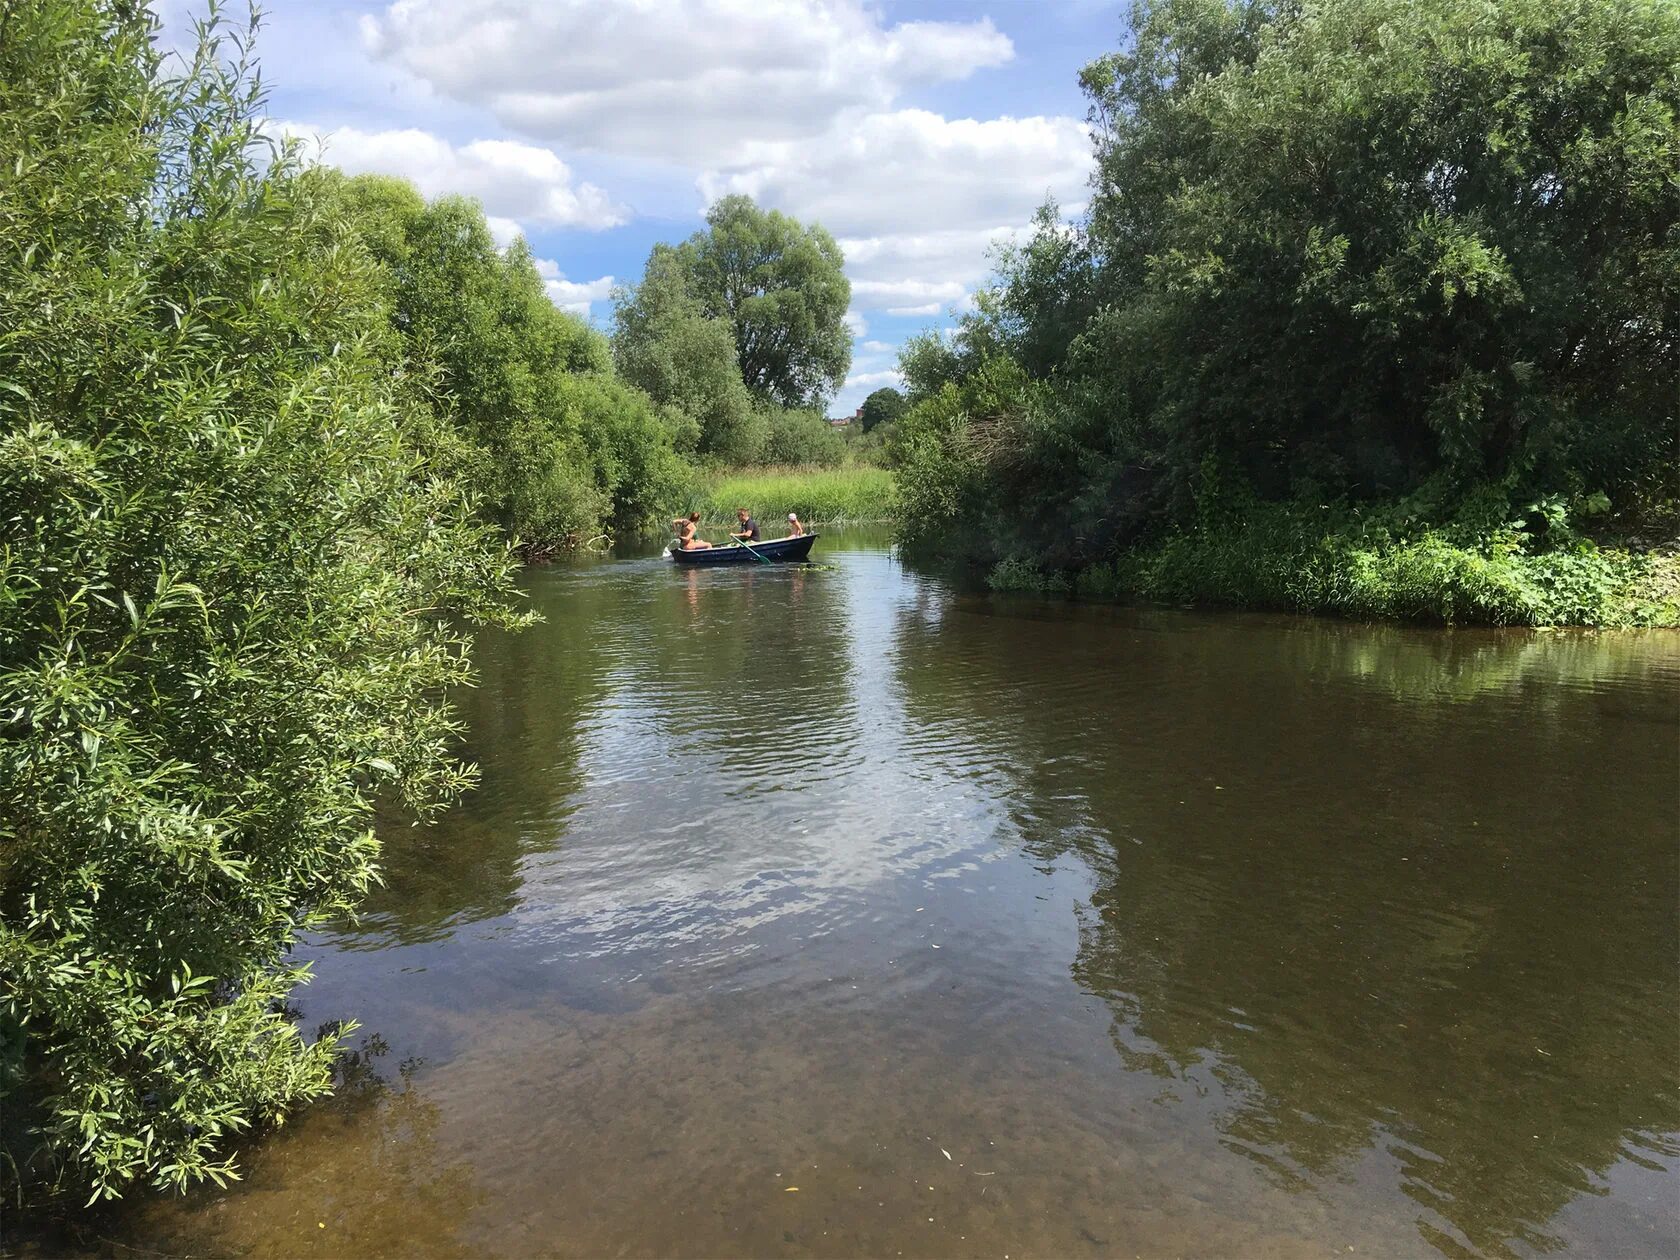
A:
<box><xmin>120</xmin><ymin>527</ymin><xmax>1680</xmax><ymax>1257</ymax></box>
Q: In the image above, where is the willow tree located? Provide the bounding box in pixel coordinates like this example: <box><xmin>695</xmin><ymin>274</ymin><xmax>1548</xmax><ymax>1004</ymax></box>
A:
<box><xmin>679</xmin><ymin>196</ymin><xmax>851</xmax><ymax>410</ymax></box>
<box><xmin>0</xmin><ymin>2</ymin><xmax>521</xmax><ymax>1198</ymax></box>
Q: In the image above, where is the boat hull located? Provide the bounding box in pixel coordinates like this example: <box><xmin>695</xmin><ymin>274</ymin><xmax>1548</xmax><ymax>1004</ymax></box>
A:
<box><xmin>669</xmin><ymin>534</ymin><xmax>819</xmax><ymax>565</ymax></box>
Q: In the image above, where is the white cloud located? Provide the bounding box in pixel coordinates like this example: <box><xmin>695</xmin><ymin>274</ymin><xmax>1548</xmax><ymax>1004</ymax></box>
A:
<box><xmin>485</xmin><ymin>216</ymin><xmax>524</xmax><ymax>248</ymax></box>
<box><xmin>842</xmin><ymin>309</ymin><xmax>868</xmax><ymax>338</ymax></box>
<box><xmin>833</xmin><ymin>367</ymin><xmax>906</xmax><ymax>412</ymax></box>
<box><xmin>278</xmin><ymin>123</ymin><xmax>626</xmax><ymax>233</ymax></box>
<box><xmin>361</xmin><ymin>0</ymin><xmax>1013</xmax><ymax>167</ymax></box>
<box><xmin>534</xmin><ymin>258</ymin><xmax>614</xmax><ymax>317</ymax></box>
<box><xmin>839</xmin><ymin>226</ymin><xmax>1023</xmax><ymax>289</ymax></box>
<box><xmin>847</xmin><ymin>370</ymin><xmax>904</xmax><ymax>390</ymax></box>
<box><xmin>699</xmin><ymin>111</ymin><xmax>1090</xmax><ymax>317</ymax></box>
<box><xmin>701</xmin><ymin>111</ymin><xmax>1088</xmax><ymax>239</ymax></box>
<box><xmin>861</xmin><ymin>340</ymin><xmax>897</xmax><ymax>354</ymax></box>
<box><xmin>850</xmin><ymin>278</ymin><xmax>968</xmax><ymax>308</ymax></box>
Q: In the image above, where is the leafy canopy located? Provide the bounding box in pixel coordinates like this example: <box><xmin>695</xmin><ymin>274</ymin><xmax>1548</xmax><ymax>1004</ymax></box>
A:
<box><xmin>894</xmin><ymin>0</ymin><xmax>1679</xmax><ymax>589</ymax></box>
<box><xmin>611</xmin><ymin>245</ymin><xmax>764</xmax><ymax>464</ymax></box>
<box><xmin>859</xmin><ymin>387</ymin><xmax>907</xmax><ymax>434</ymax></box>
<box><xmin>0</xmin><ymin>0</ymin><xmax>521</xmax><ymax>1199</ymax></box>
<box><xmin>675</xmin><ymin>195</ymin><xmax>852</xmax><ymax>410</ymax></box>
<box><xmin>331</xmin><ymin>174</ymin><xmax>691</xmax><ymax>551</ymax></box>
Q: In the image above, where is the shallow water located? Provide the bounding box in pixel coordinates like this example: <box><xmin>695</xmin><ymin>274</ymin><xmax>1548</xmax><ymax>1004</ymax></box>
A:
<box><xmin>105</xmin><ymin>528</ymin><xmax>1680</xmax><ymax>1256</ymax></box>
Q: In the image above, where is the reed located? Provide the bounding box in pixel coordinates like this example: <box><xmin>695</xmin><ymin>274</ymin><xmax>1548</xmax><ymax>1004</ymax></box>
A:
<box><xmin>693</xmin><ymin>465</ymin><xmax>897</xmax><ymax>525</ymax></box>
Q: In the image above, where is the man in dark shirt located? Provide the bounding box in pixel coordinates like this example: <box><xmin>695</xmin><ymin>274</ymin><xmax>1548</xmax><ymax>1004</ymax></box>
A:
<box><xmin>730</xmin><ymin>508</ymin><xmax>760</xmax><ymax>542</ymax></box>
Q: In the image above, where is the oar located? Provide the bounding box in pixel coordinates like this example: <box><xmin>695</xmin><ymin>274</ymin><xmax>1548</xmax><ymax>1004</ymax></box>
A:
<box><xmin>734</xmin><ymin>532</ymin><xmax>773</xmax><ymax>565</ymax></box>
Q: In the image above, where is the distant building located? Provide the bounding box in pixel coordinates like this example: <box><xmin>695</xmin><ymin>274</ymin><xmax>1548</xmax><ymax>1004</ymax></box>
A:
<box><xmin>827</xmin><ymin>407</ymin><xmax>863</xmax><ymax>428</ymax></box>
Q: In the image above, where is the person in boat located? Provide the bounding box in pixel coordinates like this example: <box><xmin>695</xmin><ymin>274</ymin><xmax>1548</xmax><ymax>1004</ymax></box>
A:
<box><xmin>675</xmin><ymin>515</ymin><xmax>712</xmax><ymax>550</ymax></box>
<box><xmin>730</xmin><ymin>508</ymin><xmax>760</xmax><ymax>543</ymax></box>
<box><xmin>785</xmin><ymin>512</ymin><xmax>804</xmax><ymax>537</ymax></box>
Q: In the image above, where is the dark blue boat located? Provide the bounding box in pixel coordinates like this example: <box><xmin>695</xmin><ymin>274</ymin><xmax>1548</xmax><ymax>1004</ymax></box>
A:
<box><xmin>668</xmin><ymin>534</ymin><xmax>819</xmax><ymax>565</ymax></box>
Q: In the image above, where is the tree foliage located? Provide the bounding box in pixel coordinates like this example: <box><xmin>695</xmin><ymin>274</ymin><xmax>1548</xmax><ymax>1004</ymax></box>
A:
<box><xmin>671</xmin><ymin>196</ymin><xmax>851</xmax><ymax>410</ymax></box>
<box><xmin>895</xmin><ymin>0</ymin><xmax>1679</xmax><ymax>619</ymax></box>
<box><xmin>760</xmin><ymin>407</ymin><xmax>847</xmax><ymax>467</ymax></box>
<box><xmin>611</xmin><ymin>245</ymin><xmax>764</xmax><ymax>464</ymax></box>
<box><xmin>331</xmin><ymin>175</ymin><xmax>691</xmax><ymax>553</ymax></box>
<box><xmin>612</xmin><ymin>197</ymin><xmax>853</xmax><ymax>462</ymax></box>
<box><xmin>858</xmin><ymin>387</ymin><xmax>906</xmax><ymax>434</ymax></box>
<box><xmin>0</xmin><ymin>1</ymin><xmax>523</xmax><ymax>1199</ymax></box>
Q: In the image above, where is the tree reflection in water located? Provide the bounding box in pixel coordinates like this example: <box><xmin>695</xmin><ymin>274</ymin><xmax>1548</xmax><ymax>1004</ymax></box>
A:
<box><xmin>892</xmin><ymin>593</ymin><xmax>1680</xmax><ymax>1256</ymax></box>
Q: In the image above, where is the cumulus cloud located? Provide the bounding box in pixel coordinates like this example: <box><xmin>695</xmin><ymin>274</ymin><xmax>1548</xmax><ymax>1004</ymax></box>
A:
<box><xmin>533</xmin><ymin>258</ymin><xmax>615</xmax><ymax>317</ymax></box>
<box><xmin>701</xmin><ymin>111</ymin><xmax>1088</xmax><ymax>239</ymax></box>
<box><xmin>847</xmin><ymin>369</ymin><xmax>905</xmax><ymax>390</ymax></box>
<box><xmin>849</xmin><ymin>278</ymin><xmax>968</xmax><ymax>308</ymax></box>
<box><xmin>699</xmin><ymin>111</ymin><xmax>1090</xmax><ymax>316</ymax></box>
<box><xmin>842</xmin><ymin>309</ymin><xmax>868</xmax><ymax>338</ymax></box>
<box><xmin>361</xmin><ymin>0</ymin><xmax>1013</xmax><ymax>166</ymax></box>
<box><xmin>839</xmin><ymin>226</ymin><xmax>1024</xmax><ymax>289</ymax></box>
<box><xmin>348</xmin><ymin>5</ymin><xmax>1088</xmax><ymax>330</ymax></box>
<box><xmin>278</xmin><ymin>123</ymin><xmax>626</xmax><ymax>233</ymax></box>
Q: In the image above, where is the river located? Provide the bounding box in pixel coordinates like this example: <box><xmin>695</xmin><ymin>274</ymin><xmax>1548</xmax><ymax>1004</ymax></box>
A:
<box><xmin>110</xmin><ymin>526</ymin><xmax>1678</xmax><ymax>1257</ymax></box>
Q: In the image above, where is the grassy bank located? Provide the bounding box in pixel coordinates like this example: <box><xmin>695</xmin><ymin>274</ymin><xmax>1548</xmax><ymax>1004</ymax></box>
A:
<box><xmin>986</xmin><ymin>503</ymin><xmax>1680</xmax><ymax>628</ymax></box>
<box><xmin>693</xmin><ymin>465</ymin><xmax>896</xmax><ymax>525</ymax></box>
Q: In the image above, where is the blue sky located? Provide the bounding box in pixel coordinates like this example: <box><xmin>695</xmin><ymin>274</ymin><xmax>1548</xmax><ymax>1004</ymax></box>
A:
<box><xmin>177</xmin><ymin>0</ymin><xmax>1122</xmax><ymax>412</ymax></box>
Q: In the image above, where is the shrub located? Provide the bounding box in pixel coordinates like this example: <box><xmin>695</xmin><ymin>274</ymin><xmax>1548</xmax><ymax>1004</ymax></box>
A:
<box><xmin>761</xmin><ymin>408</ymin><xmax>846</xmax><ymax>467</ymax></box>
<box><xmin>0</xmin><ymin>2</ymin><xmax>522</xmax><ymax>1199</ymax></box>
<box><xmin>332</xmin><ymin>175</ymin><xmax>693</xmax><ymax>550</ymax></box>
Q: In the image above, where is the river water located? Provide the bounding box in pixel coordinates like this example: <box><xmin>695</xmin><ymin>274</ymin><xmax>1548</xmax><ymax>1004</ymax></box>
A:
<box><xmin>114</xmin><ymin>527</ymin><xmax>1678</xmax><ymax>1257</ymax></box>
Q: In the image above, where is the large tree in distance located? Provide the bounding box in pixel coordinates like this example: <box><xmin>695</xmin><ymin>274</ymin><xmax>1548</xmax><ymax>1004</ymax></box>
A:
<box><xmin>679</xmin><ymin>195</ymin><xmax>851</xmax><ymax>409</ymax></box>
<box><xmin>611</xmin><ymin>245</ymin><xmax>765</xmax><ymax>463</ymax></box>
<box><xmin>859</xmin><ymin>386</ymin><xmax>907</xmax><ymax>433</ymax></box>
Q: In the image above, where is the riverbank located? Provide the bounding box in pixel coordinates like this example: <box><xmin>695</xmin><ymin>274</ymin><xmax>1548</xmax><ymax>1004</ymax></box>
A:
<box><xmin>692</xmin><ymin>465</ymin><xmax>896</xmax><ymax>525</ymax></box>
<box><xmin>985</xmin><ymin>507</ymin><xmax>1680</xmax><ymax>628</ymax></box>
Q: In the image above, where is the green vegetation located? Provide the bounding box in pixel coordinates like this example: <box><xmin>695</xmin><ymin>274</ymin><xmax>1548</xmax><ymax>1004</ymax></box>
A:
<box><xmin>894</xmin><ymin>0</ymin><xmax>1679</xmax><ymax>626</ymax></box>
<box><xmin>612</xmin><ymin>196</ymin><xmax>854</xmax><ymax>468</ymax></box>
<box><xmin>674</xmin><ymin>195</ymin><xmax>852</xmax><ymax>410</ymax></box>
<box><xmin>990</xmin><ymin>488</ymin><xmax>1680</xmax><ymax>628</ymax></box>
<box><xmin>329</xmin><ymin>175</ymin><xmax>690</xmax><ymax>556</ymax></box>
<box><xmin>611</xmin><ymin>243</ymin><xmax>764</xmax><ymax>464</ymax></box>
<box><xmin>0</xmin><ymin>1</ymin><xmax>524</xmax><ymax>1201</ymax></box>
<box><xmin>693</xmin><ymin>467</ymin><xmax>897</xmax><ymax>527</ymax></box>
<box><xmin>859</xmin><ymin>387</ymin><xmax>906</xmax><ymax>434</ymax></box>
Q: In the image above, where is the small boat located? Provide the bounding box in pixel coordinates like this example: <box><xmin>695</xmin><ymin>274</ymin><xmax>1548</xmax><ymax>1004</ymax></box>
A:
<box><xmin>668</xmin><ymin>534</ymin><xmax>819</xmax><ymax>565</ymax></box>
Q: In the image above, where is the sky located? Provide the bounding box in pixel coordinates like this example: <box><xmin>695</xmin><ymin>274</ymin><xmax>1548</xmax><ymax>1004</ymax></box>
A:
<box><xmin>168</xmin><ymin>0</ymin><xmax>1122</xmax><ymax>414</ymax></box>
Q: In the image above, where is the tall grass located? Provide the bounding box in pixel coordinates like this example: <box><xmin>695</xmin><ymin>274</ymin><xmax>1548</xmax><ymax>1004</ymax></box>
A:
<box><xmin>692</xmin><ymin>465</ymin><xmax>896</xmax><ymax>525</ymax></box>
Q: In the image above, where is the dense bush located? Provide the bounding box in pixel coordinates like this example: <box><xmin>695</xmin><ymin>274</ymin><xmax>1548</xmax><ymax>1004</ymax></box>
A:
<box><xmin>895</xmin><ymin>0</ymin><xmax>1679</xmax><ymax>624</ymax></box>
<box><xmin>761</xmin><ymin>408</ymin><xmax>847</xmax><ymax>468</ymax></box>
<box><xmin>0</xmin><ymin>1</ymin><xmax>523</xmax><ymax>1199</ymax></box>
<box><xmin>984</xmin><ymin>466</ymin><xmax>1678</xmax><ymax>625</ymax></box>
<box><xmin>333</xmin><ymin>175</ymin><xmax>691</xmax><ymax>551</ymax></box>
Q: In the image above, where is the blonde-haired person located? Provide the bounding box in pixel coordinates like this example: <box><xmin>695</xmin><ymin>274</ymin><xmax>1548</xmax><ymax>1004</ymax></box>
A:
<box><xmin>785</xmin><ymin>512</ymin><xmax>805</xmax><ymax>537</ymax></box>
